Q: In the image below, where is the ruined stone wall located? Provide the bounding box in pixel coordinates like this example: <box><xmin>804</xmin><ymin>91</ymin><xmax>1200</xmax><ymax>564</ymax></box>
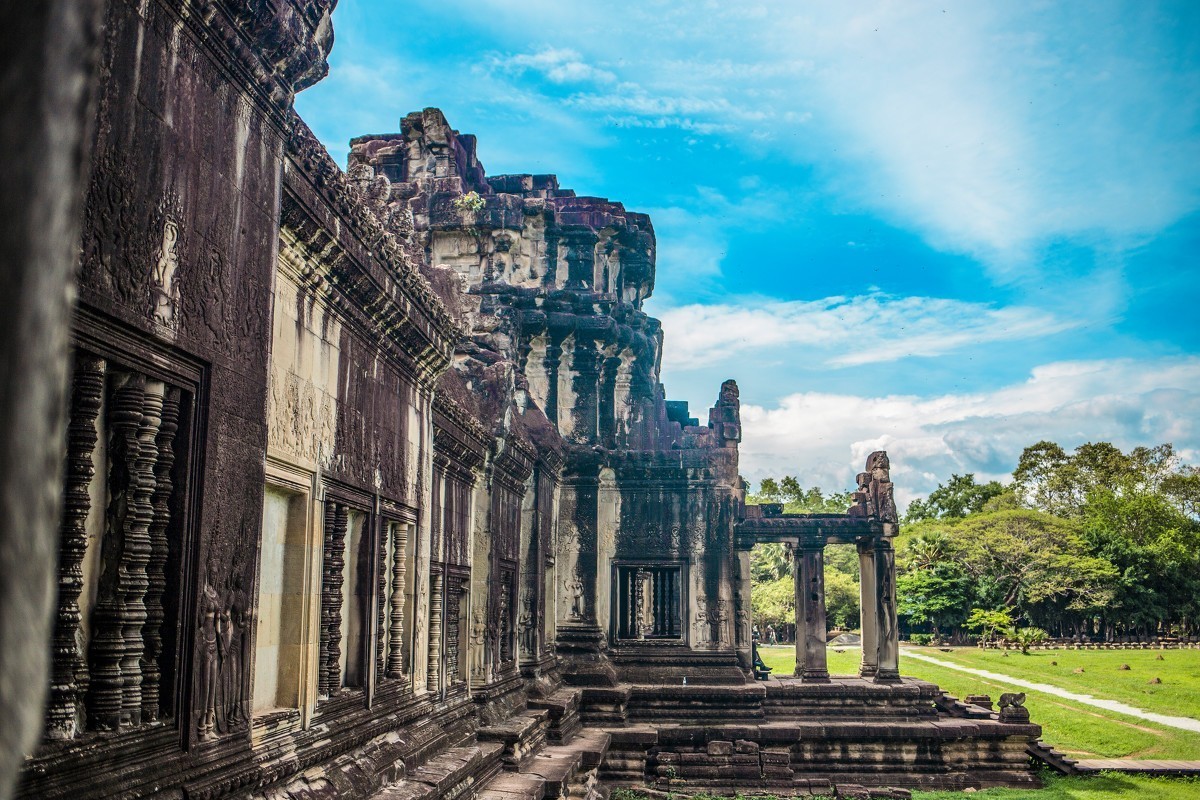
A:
<box><xmin>351</xmin><ymin>112</ymin><xmax>745</xmax><ymax>686</ymax></box>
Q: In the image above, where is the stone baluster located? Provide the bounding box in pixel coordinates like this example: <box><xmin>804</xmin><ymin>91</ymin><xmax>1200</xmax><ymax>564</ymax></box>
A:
<box><xmin>118</xmin><ymin>378</ymin><xmax>163</xmax><ymax>728</ymax></box>
<box><xmin>375</xmin><ymin>518</ymin><xmax>388</xmax><ymax>687</ymax></box>
<box><xmin>387</xmin><ymin>523</ymin><xmax>408</xmax><ymax>678</ymax></box>
<box><xmin>319</xmin><ymin>502</ymin><xmax>348</xmax><ymax>696</ymax></box>
<box><xmin>318</xmin><ymin>502</ymin><xmax>336</xmax><ymax>697</ymax></box>
<box><xmin>46</xmin><ymin>353</ymin><xmax>105</xmax><ymax>739</ymax></box>
<box><xmin>428</xmin><ymin>571</ymin><xmax>443</xmax><ymax>694</ymax></box>
<box><xmin>795</xmin><ymin>542</ymin><xmax>830</xmax><ymax>682</ymax></box>
<box><xmin>143</xmin><ymin>385</ymin><xmax>180</xmax><ymax>722</ymax></box>
<box><xmin>874</xmin><ymin>540</ymin><xmax>900</xmax><ymax>682</ymax></box>
<box><xmin>857</xmin><ymin>539</ymin><xmax>878</xmax><ymax>678</ymax></box>
<box><xmin>86</xmin><ymin>372</ymin><xmax>145</xmax><ymax>730</ymax></box>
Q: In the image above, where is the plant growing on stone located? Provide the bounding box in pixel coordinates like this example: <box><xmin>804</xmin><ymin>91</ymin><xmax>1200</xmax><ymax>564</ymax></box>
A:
<box><xmin>452</xmin><ymin>190</ymin><xmax>486</xmax><ymax>214</ymax></box>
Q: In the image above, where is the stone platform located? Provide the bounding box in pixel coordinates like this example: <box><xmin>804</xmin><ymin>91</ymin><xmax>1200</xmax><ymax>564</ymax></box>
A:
<box><xmin>596</xmin><ymin>677</ymin><xmax>1042</xmax><ymax>792</ymax></box>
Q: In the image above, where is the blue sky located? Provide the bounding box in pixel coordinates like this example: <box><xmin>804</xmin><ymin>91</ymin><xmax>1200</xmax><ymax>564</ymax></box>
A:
<box><xmin>297</xmin><ymin>1</ymin><xmax>1200</xmax><ymax>505</ymax></box>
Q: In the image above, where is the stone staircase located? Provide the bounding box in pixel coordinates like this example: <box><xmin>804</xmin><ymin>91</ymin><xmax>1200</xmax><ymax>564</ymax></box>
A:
<box><xmin>1026</xmin><ymin>740</ymin><xmax>1080</xmax><ymax>775</ymax></box>
<box><xmin>366</xmin><ymin>688</ymin><xmax>607</xmax><ymax>800</ymax></box>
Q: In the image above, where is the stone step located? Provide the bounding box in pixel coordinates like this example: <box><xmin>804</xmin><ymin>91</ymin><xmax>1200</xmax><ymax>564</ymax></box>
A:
<box><xmin>1027</xmin><ymin>739</ymin><xmax>1079</xmax><ymax>775</ymax></box>
<box><xmin>474</xmin><ymin>727</ymin><xmax>610</xmax><ymax>800</ymax></box>
<box><xmin>479</xmin><ymin>709</ymin><xmax>550</xmax><ymax>768</ymax></box>
<box><xmin>514</xmin><ymin>729</ymin><xmax>609</xmax><ymax>800</ymax></box>
<box><xmin>474</xmin><ymin>772</ymin><xmax>547</xmax><ymax>800</ymax></box>
<box><xmin>528</xmin><ymin>687</ymin><xmax>582</xmax><ymax>744</ymax></box>
<box><xmin>371</xmin><ymin>741</ymin><xmax>505</xmax><ymax>800</ymax></box>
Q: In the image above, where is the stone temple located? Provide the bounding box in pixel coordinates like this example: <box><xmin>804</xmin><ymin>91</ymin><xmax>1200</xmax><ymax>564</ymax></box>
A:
<box><xmin>6</xmin><ymin>2</ymin><xmax>1042</xmax><ymax>799</ymax></box>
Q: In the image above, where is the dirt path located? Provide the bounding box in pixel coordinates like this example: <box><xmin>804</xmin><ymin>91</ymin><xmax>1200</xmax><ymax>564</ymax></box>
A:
<box><xmin>904</xmin><ymin>650</ymin><xmax>1200</xmax><ymax>733</ymax></box>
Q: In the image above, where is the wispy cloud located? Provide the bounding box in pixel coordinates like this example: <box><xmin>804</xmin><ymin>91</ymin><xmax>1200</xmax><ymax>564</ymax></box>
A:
<box><xmin>494</xmin><ymin>47</ymin><xmax>616</xmax><ymax>85</ymax></box>
<box><xmin>660</xmin><ymin>293</ymin><xmax>1079</xmax><ymax>370</ymax></box>
<box><xmin>739</xmin><ymin>356</ymin><xmax>1200</xmax><ymax>508</ymax></box>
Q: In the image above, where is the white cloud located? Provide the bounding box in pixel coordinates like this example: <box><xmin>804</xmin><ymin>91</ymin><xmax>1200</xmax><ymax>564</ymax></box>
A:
<box><xmin>659</xmin><ymin>293</ymin><xmax>1078</xmax><ymax>370</ymax></box>
<box><xmin>497</xmin><ymin>47</ymin><xmax>616</xmax><ymax>85</ymax></box>
<box><xmin>454</xmin><ymin>2</ymin><xmax>1200</xmax><ymax>281</ymax></box>
<box><xmin>738</xmin><ymin>356</ymin><xmax>1200</xmax><ymax>509</ymax></box>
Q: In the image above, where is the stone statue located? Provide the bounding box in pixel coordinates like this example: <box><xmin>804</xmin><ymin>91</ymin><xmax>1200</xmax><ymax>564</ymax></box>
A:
<box><xmin>218</xmin><ymin>568</ymin><xmax>250</xmax><ymax>732</ymax></box>
<box><xmin>713</xmin><ymin>599</ymin><xmax>730</xmax><ymax>647</ymax></box>
<box><xmin>998</xmin><ymin>692</ymin><xmax>1030</xmax><ymax>723</ymax></box>
<box><xmin>151</xmin><ymin>220</ymin><xmax>180</xmax><ymax>326</ymax></box>
<box><xmin>569</xmin><ymin>576</ymin><xmax>585</xmax><ymax>620</ymax></box>
<box><xmin>470</xmin><ymin>609</ymin><xmax>486</xmax><ymax>681</ymax></box>
<box><xmin>865</xmin><ymin>451</ymin><xmax>898</xmax><ymax>524</ymax></box>
<box><xmin>694</xmin><ymin>597</ymin><xmax>710</xmax><ymax>647</ymax></box>
<box><xmin>847</xmin><ymin>471</ymin><xmax>872</xmax><ymax>517</ymax></box>
<box><xmin>196</xmin><ymin>552</ymin><xmax>223</xmax><ymax>742</ymax></box>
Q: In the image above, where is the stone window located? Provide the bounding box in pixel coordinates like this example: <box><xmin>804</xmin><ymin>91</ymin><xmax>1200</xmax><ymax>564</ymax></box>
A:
<box><xmin>616</xmin><ymin>565</ymin><xmax>683</xmax><ymax>641</ymax></box>
<box><xmin>46</xmin><ymin>350</ymin><xmax>193</xmax><ymax>740</ymax></box>
<box><xmin>253</xmin><ymin>486</ymin><xmax>309</xmax><ymax>715</ymax></box>
<box><xmin>317</xmin><ymin>500</ymin><xmax>372</xmax><ymax>698</ymax></box>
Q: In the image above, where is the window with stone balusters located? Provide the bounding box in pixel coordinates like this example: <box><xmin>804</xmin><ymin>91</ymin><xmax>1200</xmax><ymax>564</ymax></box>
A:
<box><xmin>46</xmin><ymin>349</ymin><xmax>195</xmax><ymax>740</ymax></box>
<box><xmin>615</xmin><ymin>564</ymin><xmax>683</xmax><ymax>641</ymax></box>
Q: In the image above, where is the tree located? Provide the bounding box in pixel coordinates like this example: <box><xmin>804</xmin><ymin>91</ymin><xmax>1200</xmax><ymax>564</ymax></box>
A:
<box><xmin>751</xmin><ymin>575</ymin><xmax>794</xmax><ymax>629</ymax></box>
<box><xmin>750</xmin><ymin>542</ymin><xmax>792</xmax><ymax>581</ymax></box>
<box><xmin>757</xmin><ymin>478</ymin><xmax>781</xmax><ymax>502</ymax></box>
<box><xmin>896</xmin><ymin>562</ymin><xmax>973</xmax><ymax>636</ymax></box>
<box><xmin>964</xmin><ymin>608</ymin><xmax>1013</xmax><ymax>643</ymax></box>
<box><xmin>905</xmin><ymin>474</ymin><xmax>1005</xmax><ymax>522</ymax></box>
<box><xmin>951</xmin><ymin>509</ymin><xmax>1117</xmax><ymax>632</ymax></box>
<box><xmin>825</xmin><ymin>570</ymin><xmax>860</xmax><ymax>629</ymax></box>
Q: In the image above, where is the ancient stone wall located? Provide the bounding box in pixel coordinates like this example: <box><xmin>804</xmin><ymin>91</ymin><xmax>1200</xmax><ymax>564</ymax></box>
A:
<box><xmin>21</xmin><ymin>1</ymin><xmax>335</xmax><ymax>796</ymax></box>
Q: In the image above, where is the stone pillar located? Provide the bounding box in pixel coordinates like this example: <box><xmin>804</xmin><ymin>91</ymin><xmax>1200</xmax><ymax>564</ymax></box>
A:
<box><xmin>793</xmin><ymin>543</ymin><xmax>829</xmax><ymax>681</ymax></box>
<box><xmin>598</xmin><ymin>351</ymin><xmax>621</xmax><ymax>447</ymax></box>
<box><xmin>857</xmin><ymin>540</ymin><xmax>878</xmax><ymax>678</ymax></box>
<box><xmin>570</xmin><ymin>336</ymin><xmax>600</xmax><ymax>444</ymax></box>
<box><xmin>874</xmin><ymin>540</ymin><xmax>900</xmax><ymax>681</ymax></box>
<box><xmin>734</xmin><ymin>549</ymin><xmax>753</xmax><ymax>672</ymax></box>
<box><xmin>543</xmin><ymin>333</ymin><xmax>564</xmax><ymax>426</ymax></box>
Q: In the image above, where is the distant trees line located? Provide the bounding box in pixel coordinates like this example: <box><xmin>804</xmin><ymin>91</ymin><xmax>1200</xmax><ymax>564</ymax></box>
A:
<box><xmin>747</xmin><ymin>441</ymin><xmax>1200</xmax><ymax>643</ymax></box>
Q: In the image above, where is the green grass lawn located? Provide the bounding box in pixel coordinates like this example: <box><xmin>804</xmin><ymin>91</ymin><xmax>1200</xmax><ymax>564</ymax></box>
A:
<box><xmin>906</xmin><ymin>646</ymin><xmax>1200</xmax><ymax>722</ymax></box>
<box><xmin>754</xmin><ymin>645</ymin><xmax>1200</xmax><ymax>760</ymax></box>
<box><xmin>911</xmin><ymin>772</ymin><xmax>1200</xmax><ymax>800</ymax></box>
<box><xmin>618</xmin><ymin>773</ymin><xmax>1200</xmax><ymax>800</ymax></box>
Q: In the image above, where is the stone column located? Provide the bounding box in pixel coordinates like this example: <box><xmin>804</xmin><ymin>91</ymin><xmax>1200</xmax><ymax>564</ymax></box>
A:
<box><xmin>570</xmin><ymin>335</ymin><xmax>600</xmax><ymax>444</ymax></box>
<box><xmin>734</xmin><ymin>549</ymin><xmax>753</xmax><ymax>671</ymax></box>
<box><xmin>857</xmin><ymin>540</ymin><xmax>878</xmax><ymax>678</ymax></box>
<box><xmin>874</xmin><ymin>540</ymin><xmax>900</xmax><ymax>681</ymax></box>
<box><xmin>794</xmin><ymin>543</ymin><xmax>829</xmax><ymax>681</ymax></box>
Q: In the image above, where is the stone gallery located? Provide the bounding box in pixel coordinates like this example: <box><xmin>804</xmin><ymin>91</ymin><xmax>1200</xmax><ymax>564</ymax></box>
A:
<box><xmin>14</xmin><ymin>1</ymin><xmax>1042</xmax><ymax>798</ymax></box>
